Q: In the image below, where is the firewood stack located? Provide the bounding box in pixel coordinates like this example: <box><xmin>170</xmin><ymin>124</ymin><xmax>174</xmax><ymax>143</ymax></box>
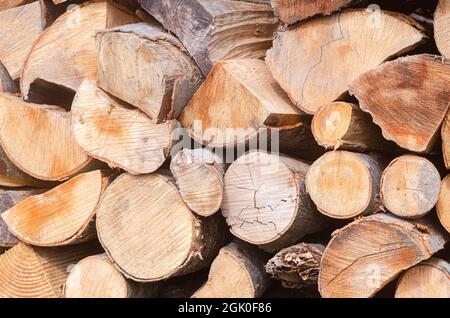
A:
<box><xmin>0</xmin><ymin>0</ymin><xmax>449</xmax><ymax>298</ymax></box>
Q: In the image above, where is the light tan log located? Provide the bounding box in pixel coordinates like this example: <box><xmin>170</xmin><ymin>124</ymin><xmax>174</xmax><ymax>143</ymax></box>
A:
<box><xmin>96</xmin><ymin>173</ymin><xmax>226</xmax><ymax>282</ymax></box>
<box><xmin>0</xmin><ymin>241</ymin><xmax>101</xmax><ymax>298</ymax></box>
<box><xmin>270</xmin><ymin>0</ymin><xmax>360</xmax><ymax>24</ymax></box>
<box><xmin>21</xmin><ymin>0</ymin><xmax>138</xmax><ymax>101</ymax></box>
<box><xmin>2</xmin><ymin>170</ymin><xmax>110</xmax><ymax>246</ymax></box>
<box><xmin>0</xmin><ymin>188</ymin><xmax>46</xmax><ymax>247</ymax></box>
<box><xmin>0</xmin><ymin>62</ymin><xmax>18</xmax><ymax>94</ymax></box>
<box><xmin>437</xmin><ymin>175</ymin><xmax>450</xmax><ymax>234</ymax></box>
<box><xmin>319</xmin><ymin>214</ymin><xmax>449</xmax><ymax>298</ymax></box>
<box><xmin>435</xmin><ymin>0</ymin><xmax>450</xmax><ymax>58</ymax></box>
<box><xmin>0</xmin><ymin>1</ymin><xmax>43</xmax><ymax>79</ymax></box>
<box><xmin>170</xmin><ymin>148</ymin><xmax>224</xmax><ymax>217</ymax></box>
<box><xmin>312</xmin><ymin>102</ymin><xmax>393</xmax><ymax>152</ymax></box>
<box><xmin>0</xmin><ymin>94</ymin><xmax>93</xmax><ymax>181</ymax></box>
<box><xmin>96</xmin><ymin>23</ymin><xmax>202</xmax><ymax>123</ymax></box>
<box><xmin>64</xmin><ymin>254</ymin><xmax>159</xmax><ymax>298</ymax></box>
<box><xmin>306</xmin><ymin>151</ymin><xmax>385</xmax><ymax>219</ymax></box>
<box><xmin>395</xmin><ymin>258</ymin><xmax>450</xmax><ymax>298</ymax></box>
<box><xmin>266</xmin><ymin>9</ymin><xmax>425</xmax><ymax>114</ymax></box>
<box><xmin>265</xmin><ymin>242</ymin><xmax>325</xmax><ymax>289</ymax></box>
<box><xmin>222</xmin><ymin>150</ymin><xmax>326</xmax><ymax>252</ymax></box>
<box><xmin>179</xmin><ymin>59</ymin><xmax>307</xmax><ymax>148</ymax></box>
<box><xmin>139</xmin><ymin>0</ymin><xmax>278</xmax><ymax>76</ymax></box>
<box><xmin>72</xmin><ymin>80</ymin><xmax>175</xmax><ymax>174</ymax></box>
<box><xmin>350</xmin><ymin>54</ymin><xmax>450</xmax><ymax>153</ymax></box>
<box><xmin>192</xmin><ymin>240</ymin><xmax>270</xmax><ymax>298</ymax></box>
<box><xmin>443</xmin><ymin>111</ymin><xmax>450</xmax><ymax>169</ymax></box>
<box><xmin>380</xmin><ymin>155</ymin><xmax>441</xmax><ymax>219</ymax></box>
<box><xmin>0</xmin><ymin>0</ymin><xmax>32</xmax><ymax>11</ymax></box>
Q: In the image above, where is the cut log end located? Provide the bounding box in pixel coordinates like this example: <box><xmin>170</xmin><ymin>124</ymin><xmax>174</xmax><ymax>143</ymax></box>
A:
<box><xmin>306</xmin><ymin>151</ymin><xmax>384</xmax><ymax>219</ymax></box>
<box><xmin>437</xmin><ymin>175</ymin><xmax>450</xmax><ymax>234</ymax></box>
<box><xmin>381</xmin><ymin>156</ymin><xmax>441</xmax><ymax>219</ymax></box>
<box><xmin>435</xmin><ymin>0</ymin><xmax>450</xmax><ymax>58</ymax></box>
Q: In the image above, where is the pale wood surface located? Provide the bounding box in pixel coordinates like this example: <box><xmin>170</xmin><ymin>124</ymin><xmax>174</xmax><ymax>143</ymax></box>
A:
<box><xmin>437</xmin><ymin>175</ymin><xmax>450</xmax><ymax>234</ymax></box>
<box><xmin>179</xmin><ymin>59</ymin><xmax>306</xmax><ymax>148</ymax></box>
<box><xmin>96</xmin><ymin>173</ymin><xmax>225</xmax><ymax>282</ymax></box>
<box><xmin>72</xmin><ymin>80</ymin><xmax>174</xmax><ymax>174</ymax></box>
<box><xmin>443</xmin><ymin>111</ymin><xmax>450</xmax><ymax>169</ymax></box>
<box><xmin>319</xmin><ymin>214</ymin><xmax>449</xmax><ymax>298</ymax></box>
<box><xmin>21</xmin><ymin>1</ymin><xmax>138</xmax><ymax>100</ymax></box>
<box><xmin>350</xmin><ymin>54</ymin><xmax>450</xmax><ymax>153</ymax></box>
<box><xmin>380</xmin><ymin>155</ymin><xmax>441</xmax><ymax>219</ymax></box>
<box><xmin>306</xmin><ymin>151</ymin><xmax>384</xmax><ymax>219</ymax></box>
<box><xmin>0</xmin><ymin>94</ymin><xmax>92</xmax><ymax>181</ymax></box>
<box><xmin>395</xmin><ymin>258</ymin><xmax>450</xmax><ymax>298</ymax></box>
<box><xmin>2</xmin><ymin>170</ymin><xmax>110</xmax><ymax>246</ymax></box>
<box><xmin>96</xmin><ymin>23</ymin><xmax>202</xmax><ymax>123</ymax></box>
<box><xmin>435</xmin><ymin>0</ymin><xmax>450</xmax><ymax>58</ymax></box>
<box><xmin>266</xmin><ymin>9</ymin><xmax>425</xmax><ymax>114</ymax></box>
<box><xmin>0</xmin><ymin>0</ymin><xmax>33</xmax><ymax>11</ymax></box>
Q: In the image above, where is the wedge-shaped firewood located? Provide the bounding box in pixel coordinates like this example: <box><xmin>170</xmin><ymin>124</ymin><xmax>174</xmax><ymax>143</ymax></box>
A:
<box><xmin>0</xmin><ymin>241</ymin><xmax>100</xmax><ymax>298</ymax></box>
<box><xmin>395</xmin><ymin>258</ymin><xmax>450</xmax><ymax>298</ymax></box>
<box><xmin>0</xmin><ymin>1</ymin><xmax>43</xmax><ymax>79</ymax></box>
<box><xmin>319</xmin><ymin>214</ymin><xmax>449</xmax><ymax>298</ymax></box>
<box><xmin>380</xmin><ymin>155</ymin><xmax>441</xmax><ymax>219</ymax></box>
<box><xmin>443</xmin><ymin>111</ymin><xmax>450</xmax><ymax>169</ymax></box>
<box><xmin>2</xmin><ymin>170</ymin><xmax>110</xmax><ymax>246</ymax></box>
<box><xmin>97</xmin><ymin>173</ymin><xmax>226</xmax><ymax>282</ymax></box>
<box><xmin>312</xmin><ymin>102</ymin><xmax>393</xmax><ymax>152</ymax></box>
<box><xmin>350</xmin><ymin>54</ymin><xmax>450</xmax><ymax>153</ymax></box>
<box><xmin>96</xmin><ymin>23</ymin><xmax>202</xmax><ymax>123</ymax></box>
<box><xmin>0</xmin><ymin>94</ymin><xmax>92</xmax><ymax>180</ymax></box>
<box><xmin>72</xmin><ymin>80</ymin><xmax>175</xmax><ymax>174</ymax></box>
<box><xmin>271</xmin><ymin>0</ymin><xmax>360</xmax><ymax>24</ymax></box>
<box><xmin>0</xmin><ymin>63</ymin><xmax>18</xmax><ymax>94</ymax></box>
<box><xmin>437</xmin><ymin>175</ymin><xmax>450</xmax><ymax>234</ymax></box>
<box><xmin>179</xmin><ymin>59</ymin><xmax>306</xmax><ymax>148</ymax></box>
<box><xmin>265</xmin><ymin>242</ymin><xmax>325</xmax><ymax>289</ymax></box>
<box><xmin>306</xmin><ymin>151</ymin><xmax>385</xmax><ymax>219</ymax></box>
<box><xmin>170</xmin><ymin>148</ymin><xmax>224</xmax><ymax>217</ymax></box>
<box><xmin>21</xmin><ymin>0</ymin><xmax>138</xmax><ymax>101</ymax></box>
<box><xmin>192</xmin><ymin>241</ymin><xmax>270</xmax><ymax>298</ymax></box>
<box><xmin>266</xmin><ymin>9</ymin><xmax>426</xmax><ymax>114</ymax></box>
<box><xmin>64</xmin><ymin>254</ymin><xmax>159</xmax><ymax>298</ymax></box>
<box><xmin>0</xmin><ymin>188</ymin><xmax>46</xmax><ymax>247</ymax></box>
<box><xmin>435</xmin><ymin>0</ymin><xmax>450</xmax><ymax>58</ymax></box>
<box><xmin>222</xmin><ymin>151</ymin><xmax>326</xmax><ymax>252</ymax></box>
<box><xmin>139</xmin><ymin>0</ymin><xmax>278</xmax><ymax>76</ymax></box>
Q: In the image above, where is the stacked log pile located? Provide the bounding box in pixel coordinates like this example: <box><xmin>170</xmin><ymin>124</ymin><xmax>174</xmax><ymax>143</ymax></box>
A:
<box><xmin>0</xmin><ymin>0</ymin><xmax>448</xmax><ymax>298</ymax></box>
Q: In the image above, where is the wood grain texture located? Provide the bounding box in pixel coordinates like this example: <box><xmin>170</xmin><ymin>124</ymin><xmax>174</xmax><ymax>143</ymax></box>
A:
<box><xmin>139</xmin><ymin>0</ymin><xmax>278</xmax><ymax>75</ymax></box>
<box><xmin>437</xmin><ymin>175</ymin><xmax>450</xmax><ymax>234</ymax></box>
<box><xmin>319</xmin><ymin>214</ymin><xmax>449</xmax><ymax>298</ymax></box>
<box><xmin>395</xmin><ymin>258</ymin><xmax>450</xmax><ymax>298</ymax></box>
<box><xmin>192</xmin><ymin>240</ymin><xmax>270</xmax><ymax>298</ymax></box>
<box><xmin>0</xmin><ymin>94</ymin><xmax>92</xmax><ymax>181</ymax></box>
<box><xmin>312</xmin><ymin>102</ymin><xmax>393</xmax><ymax>152</ymax></box>
<box><xmin>380</xmin><ymin>155</ymin><xmax>441</xmax><ymax>219</ymax></box>
<box><xmin>306</xmin><ymin>151</ymin><xmax>385</xmax><ymax>219</ymax></box>
<box><xmin>64</xmin><ymin>253</ymin><xmax>159</xmax><ymax>298</ymax></box>
<box><xmin>271</xmin><ymin>0</ymin><xmax>360</xmax><ymax>24</ymax></box>
<box><xmin>170</xmin><ymin>148</ymin><xmax>224</xmax><ymax>216</ymax></box>
<box><xmin>222</xmin><ymin>151</ymin><xmax>326</xmax><ymax>252</ymax></box>
<box><xmin>2</xmin><ymin>170</ymin><xmax>110</xmax><ymax>246</ymax></box>
<box><xmin>72</xmin><ymin>80</ymin><xmax>174</xmax><ymax>174</ymax></box>
<box><xmin>443</xmin><ymin>110</ymin><xmax>450</xmax><ymax>169</ymax></box>
<box><xmin>0</xmin><ymin>0</ymin><xmax>33</xmax><ymax>11</ymax></box>
<box><xmin>266</xmin><ymin>242</ymin><xmax>325</xmax><ymax>289</ymax></box>
<box><xmin>350</xmin><ymin>54</ymin><xmax>450</xmax><ymax>153</ymax></box>
<box><xmin>0</xmin><ymin>242</ymin><xmax>100</xmax><ymax>298</ymax></box>
<box><xmin>179</xmin><ymin>59</ymin><xmax>306</xmax><ymax>148</ymax></box>
<box><xmin>21</xmin><ymin>0</ymin><xmax>138</xmax><ymax>100</ymax></box>
<box><xmin>266</xmin><ymin>9</ymin><xmax>426</xmax><ymax>114</ymax></box>
<box><xmin>96</xmin><ymin>173</ymin><xmax>226</xmax><ymax>282</ymax></box>
<box><xmin>0</xmin><ymin>1</ymin><xmax>43</xmax><ymax>79</ymax></box>
<box><xmin>435</xmin><ymin>0</ymin><xmax>450</xmax><ymax>58</ymax></box>
<box><xmin>0</xmin><ymin>188</ymin><xmax>46</xmax><ymax>247</ymax></box>
<box><xmin>96</xmin><ymin>23</ymin><xmax>202</xmax><ymax>123</ymax></box>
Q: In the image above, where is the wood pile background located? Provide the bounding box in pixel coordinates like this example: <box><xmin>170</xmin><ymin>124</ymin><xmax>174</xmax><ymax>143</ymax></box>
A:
<box><xmin>0</xmin><ymin>0</ymin><xmax>449</xmax><ymax>298</ymax></box>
